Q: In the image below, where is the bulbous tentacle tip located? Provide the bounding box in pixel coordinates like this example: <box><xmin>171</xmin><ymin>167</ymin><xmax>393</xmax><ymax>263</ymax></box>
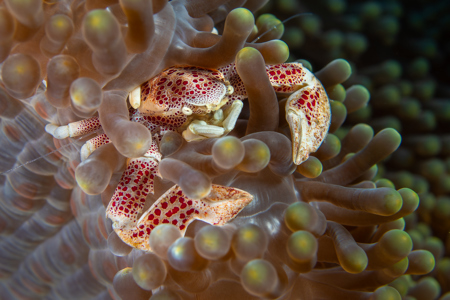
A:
<box><xmin>286</xmin><ymin>78</ymin><xmax>331</xmax><ymax>165</ymax></box>
<box><xmin>227</xmin><ymin>8</ymin><xmax>255</xmax><ymax>34</ymax></box>
<box><xmin>236</xmin><ymin>46</ymin><xmax>260</xmax><ymax>61</ymax></box>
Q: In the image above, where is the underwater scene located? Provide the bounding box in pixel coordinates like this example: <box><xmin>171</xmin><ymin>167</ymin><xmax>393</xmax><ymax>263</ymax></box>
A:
<box><xmin>0</xmin><ymin>0</ymin><xmax>449</xmax><ymax>299</ymax></box>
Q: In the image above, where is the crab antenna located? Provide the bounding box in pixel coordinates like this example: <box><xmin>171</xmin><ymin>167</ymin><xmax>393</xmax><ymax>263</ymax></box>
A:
<box><xmin>250</xmin><ymin>12</ymin><xmax>313</xmax><ymax>44</ymax></box>
<box><xmin>0</xmin><ymin>129</ymin><xmax>102</xmax><ymax>176</ymax></box>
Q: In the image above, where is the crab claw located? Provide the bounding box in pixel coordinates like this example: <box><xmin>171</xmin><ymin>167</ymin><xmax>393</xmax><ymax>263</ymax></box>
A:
<box><xmin>115</xmin><ymin>184</ymin><xmax>253</xmax><ymax>251</ymax></box>
<box><xmin>285</xmin><ymin>78</ymin><xmax>331</xmax><ymax>165</ymax></box>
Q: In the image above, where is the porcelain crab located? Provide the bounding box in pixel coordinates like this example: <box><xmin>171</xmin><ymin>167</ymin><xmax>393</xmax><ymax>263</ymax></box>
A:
<box><xmin>46</xmin><ymin>62</ymin><xmax>331</xmax><ymax>251</ymax></box>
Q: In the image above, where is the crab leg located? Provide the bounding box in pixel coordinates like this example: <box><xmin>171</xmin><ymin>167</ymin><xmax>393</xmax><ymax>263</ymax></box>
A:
<box><xmin>265</xmin><ymin>63</ymin><xmax>313</xmax><ymax>94</ymax></box>
<box><xmin>45</xmin><ymin>116</ymin><xmax>102</xmax><ymax>139</ymax></box>
<box><xmin>114</xmin><ymin>184</ymin><xmax>253</xmax><ymax>251</ymax></box>
<box><xmin>80</xmin><ymin>133</ymin><xmax>110</xmax><ymax>161</ymax></box>
<box><xmin>106</xmin><ymin>156</ymin><xmax>159</xmax><ymax>230</ymax></box>
<box><xmin>219</xmin><ymin>62</ymin><xmax>314</xmax><ymax>96</ymax></box>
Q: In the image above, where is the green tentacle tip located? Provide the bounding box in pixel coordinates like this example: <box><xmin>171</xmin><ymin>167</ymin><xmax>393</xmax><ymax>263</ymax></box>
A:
<box><xmin>272</xmin><ymin>39</ymin><xmax>289</xmax><ymax>55</ymax></box>
<box><xmin>84</xmin><ymin>9</ymin><xmax>115</xmax><ymax>31</ymax></box>
<box><xmin>372</xmin><ymin>286</ymin><xmax>401</xmax><ymax>300</ymax></box>
<box><xmin>327</xmin><ymin>84</ymin><xmax>346</xmax><ymax>102</ymax></box>
<box><xmin>229</xmin><ymin>7</ymin><xmax>254</xmax><ymax>26</ymax></box>
<box><xmin>287</xmin><ymin>231</ymin><xmax>317</xmax><ymax>262</ymax></box>
<box><xmin>330</xmin><ymin>100</ymin><xmax>347</xmax><ymax>117</ymax></box>
<box><xmin>284</xmin><ymin>202</ymin><xmax>317</xmax><ymax>232</ymax></box>
<box><xmin>381</xmin><ymin>230</ymin><xmax>412</xmax><ymax>257</ymax></box>
<box><xmin>379</xmin><ymin>128</ymin><xmax>402</xmax><ymax>148</ymax></box>
<box><xmin>241</xmin><ymin>259</ymin><xmax>278</xmax><ymax>296</ymax></box>
<box><xmin>376</xmin><ymin>178</ymin><xmax>395</xmax><ymax>189</ymax></box>
<box><xmin>382</xmin><ymin>190</ymin><xmax>403</xmax><ymax>215</ymax></box>
<box><xmin>296</xmin><ymin>156</ymin><xmax>322</xmax><ymax>178</ymax></box>
<box><xmin>398</xmin><ymin>188</ymin><xmax>419</xmax><ymax>211</ymax></box>
<box><xmin>409</xmin><ymin>250</ymin><xmax>436</xmax><ymax>274</ymax></box>
<box><xmin>237</xmin><ymin>47</ymin><xmax>260</xmax><ymax>62</ymax></box>
<box><xmin>341</xmin><ymin>246</ymin><xmax>368</xmax><ymax>274</ymax></box>
<box><xmin>333</xmin><ymin>58</ymin><xmax>352</xmax><ymax>81</ymax></box>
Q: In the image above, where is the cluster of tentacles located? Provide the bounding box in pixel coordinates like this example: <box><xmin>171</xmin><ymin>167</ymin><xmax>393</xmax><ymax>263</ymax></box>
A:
<box><xmin>265</xmin><ymin>0</ymin><xmax>450</xmax><ymax>298</ymax></box>
<box><xmin>0</xmin><ymin>0</ymin><xmax>437</xmax><ymax>299</ymax></box>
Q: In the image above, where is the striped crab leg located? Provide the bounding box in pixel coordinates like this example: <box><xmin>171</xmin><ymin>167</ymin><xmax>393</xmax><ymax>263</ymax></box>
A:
<box><xmin>44</xmin><ymin>115</ymin><xmax>110</xmax><ymax>161</ymax></box>
<box><xmin>45</xmin><ymin>116</ymin><xmax>102</xmax><ymax>139</ymax></box>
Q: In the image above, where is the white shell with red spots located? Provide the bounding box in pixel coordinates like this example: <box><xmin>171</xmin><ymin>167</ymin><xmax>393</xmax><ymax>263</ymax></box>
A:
<box><xmin>140</xmin><ymin>66</ymin><xmax>231</xmax><ymax>115</ymax></box>
<box><xmin>285</xmin><ymin>68</ymin><xmax>330</xmax><ymax>164</ymax></box>
<box><xmin>115</xmin><ymin>184</ymin><xmax>253</xmax><ymax>251</ymax></box>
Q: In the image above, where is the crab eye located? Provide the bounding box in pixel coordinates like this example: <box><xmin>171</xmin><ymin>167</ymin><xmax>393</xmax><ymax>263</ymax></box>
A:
<box><xmin>226</xmin><ymin>85</ymin><xmax>234</xmax><ymax>95</ymax></box>
<box><xmin>182</xmin><ymin>106</ymin><xmax>193</xmax><ymax>115</ymax></box>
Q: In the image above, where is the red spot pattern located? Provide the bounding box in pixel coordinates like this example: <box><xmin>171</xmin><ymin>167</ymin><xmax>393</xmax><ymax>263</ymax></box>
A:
<box><xmin>107</xmin><ymin>157</ymin><xmax>158</xmax><ymax>226</ymax></box>
<box><xmin>138</xmin><ymin>187</ymin><xmax>206</xmax><ymax>234</ymax></box>
<box><xmin>116</xmin><ymin>186</ymin><xmax>212</xmax><ymax>249</ymax></box>
<box><xmin>86</xmin><ymin>133</ymin><xmax>110</xmax><ymax>152</ymax></box>
<box><xmin>218</xmin><ymin>62</ymin><xmax>313</xmax><ymax>108</ymax></box>
<box><xmin>118</xmin><ymin>184</ymin><xmax>253</xmax><ymax>251</ymax></box>
<box><xmin>219</xmin><ymin>64</ymin><xmax>247</xmax><ymax>97</ymax></box>
<box><xmin>139</xmin><ymin>66</ymin><xmax>229</xmax><ymax>126</ymax></box>
<box><xmin>266</xmin><ymin>63</ymin><xmax>307</xmax><ymax>93</ymax></box>
<box><xmin>290</xmin><ymin>87</ymin><xmax>324</xmax><ymax>126</ymax></box>
<box><xmin>72</xmin><ymin>116</ymin><xmax>102</xmax><ymax>136</ymax></box>
<box><xmin>80</xmin><ymin>61</ymin><xmax>325</xmax><ymax>251</ymax></box>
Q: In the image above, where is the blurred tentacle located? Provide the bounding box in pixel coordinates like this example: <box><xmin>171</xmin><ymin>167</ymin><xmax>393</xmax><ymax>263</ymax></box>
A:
<box><xmin>75</xmin><ymin>143</ymin><xmax>126</xmax><ymax>195</ymax></box>
<box><xmin>314</xmin><ymin>128</ymin><xmax>401</xmax><ymax>186</ymax></box>
<box><xmin>82</xmin><ymin>9</ymin><xmax>128</xmax><ymax>76</ymax></box>
<box><xmin>98</xmin><ymin>91</ymin><xmax>152</xmax><ymax>158</ymax></box>
<box><xmin>153</xmin><ymin>0</ymin><xmax>169</xmax><ymax>14</ymax></box>
<box><xmin>46</xmin><ymin>55</ymin><xmax>80</xmax><ymax>109</ymax></box>
<box><xmin>120</xmin><ymin>0</ymin><xmax>155</xmax><ymax>53</ymax></box>
<box><xmin>184</xmin><ymin>0</ymin><xmax>232</xmax><ymax>18</ymax></box>
<box><xmin>86</xmin><ymin>0</ymin><xmax>119</xmax><ymax>10</ymax></box>
<box><xmin>159</xmin><ymin>158</ymin><xmax>212</xmax><ymax>199</ymax></box>
<box><xmin>241</xmin><ymin>132</ymin><xmax>296</xmax><ymax>176</ymax></box>
<box><xmin>243</xmin><ymin>0</ymin><xmax>270</xmax><ymax>12</ymax></box>
<box><xmin>171</xmin><ymin>8</ymin><xmax>254</xmax><ymax>68</ymax></box>
<box><xmin>296</xmin><ymin>182</ymin><xmax>403</xmax><ymax>216</ymax></box>
<box><xmin>0</xmin><ymin>8</ymin><xmax>15</xmax><ymax>62</ymax></box>
<box><xmin>40</xmin><ymin>14</ymin><xmax>74</xmax><ymax>58</ymax></box>
<box><xmin>4</xmin><ymin>0</ymin><xmax>44</xmax><ymax>41</ymax></box>
<box><xmin>316</xmin><ymin>188</ymin><xmax>419</xmax><ymax>226</ymax></box>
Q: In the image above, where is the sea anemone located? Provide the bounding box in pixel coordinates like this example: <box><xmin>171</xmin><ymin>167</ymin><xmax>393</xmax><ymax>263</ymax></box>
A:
<box><xmin>0</xmin><ymin>0</ymin><xmax>440</xmax><ymax>299</ymax></box>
